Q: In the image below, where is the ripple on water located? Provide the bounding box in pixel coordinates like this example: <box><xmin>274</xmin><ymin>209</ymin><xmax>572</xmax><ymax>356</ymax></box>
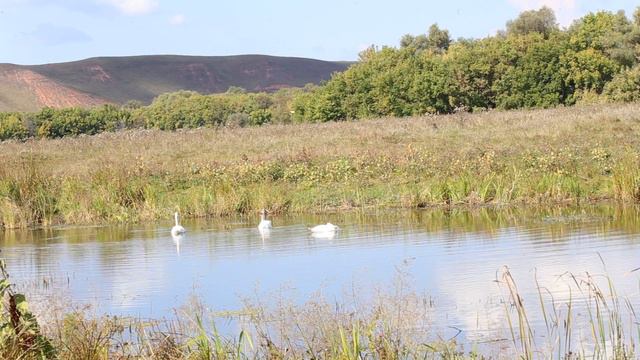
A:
<box><xmin>2</xmin><ymin>205</ymin><xmax>640</xmax><ymax>344</ymax></box>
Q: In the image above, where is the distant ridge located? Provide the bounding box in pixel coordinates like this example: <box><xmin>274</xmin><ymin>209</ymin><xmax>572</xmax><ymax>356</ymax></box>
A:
<box><xmin>0</xmin><ymin>55</ymin><xmax>351</xmax><ymax>112</ymax></box>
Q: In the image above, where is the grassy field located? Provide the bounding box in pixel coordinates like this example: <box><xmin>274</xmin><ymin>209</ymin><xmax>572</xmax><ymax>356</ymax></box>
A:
<box><xmin>1</xmin><ymin>103</ymin><xmax>640</xmax><ymax>229</ymax></box>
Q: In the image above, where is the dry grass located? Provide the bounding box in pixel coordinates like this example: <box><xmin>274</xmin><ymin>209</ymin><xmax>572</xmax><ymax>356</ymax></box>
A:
<box><xmin>1</xmin><ymin>103</ymin><xmax>640</xmax><ymax>228</ymax></box>
<box><xmin>2</xmin><ymin>103</ymin><xmax>639</xmax><ymax>175</ymax></box>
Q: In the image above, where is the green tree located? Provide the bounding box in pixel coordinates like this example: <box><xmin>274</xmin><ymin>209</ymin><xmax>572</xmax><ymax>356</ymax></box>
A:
<box><xmin>408</xmin><ymin>54</ymin><xmax>453</xmax><ymax>114</ymax></box>
<box><xmin>493</xmin><ymin>33</ymin><xmax>569</xmax><ymax>109</ymax></box>
<box><xmin>604</xmin><ymin>64</ymin><xmax>640</xmax><ymax>102</ymax></box>
<box><xmin>426</xmin><ymin>24</ymin><xmax>451</xmax><ymax>53</ymax></box>
<box><xmin>563</xmin><ymin>48</ymin><xmax>619</xmax><ymax>97</ymax></box>
<box><xmin>568</xmin><ymin>10</ymin><xmax>636</xmax><ymax>67</ymax></box>
<box><xmin>506</xmin><ymin>7</ymin><xmax>558</xmax><ymax>38</ymax></box>
<box><xmin>400</xmin><ymin>24</ymin><xmax>451</xmax><ymax>53</ymax></box>
<box><xmin>446</xmin><ymin>37</ymin><xmax>507</xmax><ymax>110</ymax></box>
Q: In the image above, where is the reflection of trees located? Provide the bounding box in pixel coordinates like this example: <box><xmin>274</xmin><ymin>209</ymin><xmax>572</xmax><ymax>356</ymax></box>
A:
<box><xmin>59</xmin><ymin>225</ymin><xmax>136</xmax><ymax>244</ymax></box>
<box><xmin>0</xmin><ymin>227</ymin><xmax>52</xmax><ymax>245</ymax></box>
<box><xmin>3</xmin><ymin>204</ymin><xmax>640</xmax><ymax>253</ymax></box>
<box><xmin>1</xmin><ymin>203</ymin><xmax>640</xmax><ymax>336</ymax></box>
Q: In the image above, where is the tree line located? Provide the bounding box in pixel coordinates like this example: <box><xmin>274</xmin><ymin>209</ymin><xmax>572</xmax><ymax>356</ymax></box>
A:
<box><xmin>292</xmin><ymin>7</ymin><xmax>640</xmax><ymax>121</ymax></box>
<box><xmin>0</xmin><ymin>88</ymin><xmax>302</xmax><ymax>140</ymax></box>
<box><xmin>2</xmin><ymin>7</ymin><xmax>640</xmax><ymax>140</ymax></box>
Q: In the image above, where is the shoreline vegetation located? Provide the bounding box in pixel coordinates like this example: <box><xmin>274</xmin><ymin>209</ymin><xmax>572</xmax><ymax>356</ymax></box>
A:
<box><xmin>1</xmin><ymin>260</ymin><xmax>638</xmax><ymax>359</ymax></box>
<box><xmin>2</xmin><ymin>103</ymin><xmax>640</xmax><ymax>229</ymax></box>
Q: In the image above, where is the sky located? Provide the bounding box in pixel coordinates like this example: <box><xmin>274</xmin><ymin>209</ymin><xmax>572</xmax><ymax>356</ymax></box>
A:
<box><xmin>0</xmin><ymin>0</ymin><xmax>638</xmax><ymax>65</ymax></box>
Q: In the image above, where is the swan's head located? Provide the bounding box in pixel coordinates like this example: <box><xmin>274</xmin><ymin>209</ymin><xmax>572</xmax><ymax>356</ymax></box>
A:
<box><xmin>260</xmin><ymin>209</ymin><xmax>269</xmax><ymax>217</ymax></box>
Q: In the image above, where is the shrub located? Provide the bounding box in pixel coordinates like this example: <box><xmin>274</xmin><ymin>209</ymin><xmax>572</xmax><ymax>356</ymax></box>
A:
<box><xmin>226</xmin><ymin>113</ymin><xmax>250</xmax><ymax>128</ymax></box>
<box><xmin>604</xmin><ymin>65</ymin><xmax>640</xmax><ymax>102</ymax></box>
<box><xmin>89</xmin><ymin>104</ymin><xmax>133</xmax><ymax>131</ymax></box>
<box><xmin>35</xmin><ymin>107</ymin><xmax>105</xmax><ymax>138</ymax></box>
<box><xmin>248</xmin><ymin>109</ymin><xmax>272</xmax><ymax>126</ymax></box>
<box><xmin>0</xmin><ymin>114</ymin><xmax>28</xmax><ymax>141</ymax></box>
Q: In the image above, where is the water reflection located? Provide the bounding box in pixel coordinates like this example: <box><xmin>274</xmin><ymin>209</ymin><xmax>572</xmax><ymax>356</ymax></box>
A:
<box><xmin>2</xmin><ymin>204</ymin><xmax>640</xmax><ymax>345</ymax></box>
<box><xmin>258</xmin><ymin>227</ymin><xmax>271</xmax><ymax>242</ymax></box>
<box><xmin>310</xmin><ymin>231</ymin><xmax>336</xmax><ymax>240</ymax></box>
<box><xmin>172</xmin><ymin>234</ymin><xmax>184</xmax><ymax>255</ymax></box>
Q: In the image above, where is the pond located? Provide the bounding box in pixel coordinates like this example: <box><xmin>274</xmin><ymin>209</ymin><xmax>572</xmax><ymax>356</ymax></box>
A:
<box><xmin>2</xmin><ymin>204</ymin><xmax>640</xmax><ymax>347</ymax></box>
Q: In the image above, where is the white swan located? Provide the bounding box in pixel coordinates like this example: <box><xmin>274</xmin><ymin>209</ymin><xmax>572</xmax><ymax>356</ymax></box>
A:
<box><xmin>311</xmin><ymin>230</ymin><xmax>336</xmax><ymax>240</ymax></box>
<box><xmin>171</xmin><ymin>212</ymin><xmax>186</xmax><ymax>236</ymax></box>
<box><xmin>258</xmin><ymin>209</ymin><xmax>272</xmax><ymax>230</ymax></box>
<box><xmin>309</xmin><ymin>223</ymin><xmax>339</xmax><ymax>233</ymax></box>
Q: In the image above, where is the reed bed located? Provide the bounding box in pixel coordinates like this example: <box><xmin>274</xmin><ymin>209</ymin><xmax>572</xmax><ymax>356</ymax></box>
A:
<box><xmin>499</xmin><ymin>264</ymin><xmax>639</xmax><ymax>359</ymax></box>
<box><xmin>2</xmin><ymin>103</ymin><xmax>640</xmax><ymax>229</ymax></box>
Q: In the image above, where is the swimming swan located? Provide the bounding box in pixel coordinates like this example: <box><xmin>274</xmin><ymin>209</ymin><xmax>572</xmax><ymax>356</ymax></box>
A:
<box><xmin>171</xmin><ymin>212</ymin><xmax>186</xmax><ymax>236</ymax></box>
<box><xmin>309</xmin><ymin>223</ymin><xmax>339</xmax><ymax>233</ymax></box>
<box><xmin>311</xmin><ymin>230</ymin><xmax>336</xmax><ymax>240</ymax></box>
<box><xmin>258</xmin><ymin>209</ymin><xmax>273</xmax><ymax>230</ymax></box>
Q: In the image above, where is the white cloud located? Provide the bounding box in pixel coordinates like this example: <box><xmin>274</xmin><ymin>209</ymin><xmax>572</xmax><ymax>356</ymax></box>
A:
<box><xmin>507</xmin><ymin>0</ymin><xmax>578</xmax><ymax>26</ymax></box>
<box><xmin>169</xmin><ymin>13</ymin><xmax>185</xmax><ymax>26</ymax></box>
<box><xmin>99</xmin><ymin>0</ymin><xmax>158</xmax><ymax>15</ymax></box>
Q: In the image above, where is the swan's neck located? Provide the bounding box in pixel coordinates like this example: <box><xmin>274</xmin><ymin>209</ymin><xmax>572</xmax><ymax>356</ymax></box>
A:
<box><xmin>175</xmin><ymin>213</ymin><xmax>179</xmax><ymax>226</ymax></box>
<box><xmin>260</xmin><ymin>213</ymin><xmax>266</xmax><ymax>221</ymax></box>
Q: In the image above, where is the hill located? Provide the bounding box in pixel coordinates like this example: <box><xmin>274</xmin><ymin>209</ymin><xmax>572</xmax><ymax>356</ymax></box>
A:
<box><xmin>0</xmin><ymin>55</ymin><xmax>351</xmax><ymax>112</ymax></box>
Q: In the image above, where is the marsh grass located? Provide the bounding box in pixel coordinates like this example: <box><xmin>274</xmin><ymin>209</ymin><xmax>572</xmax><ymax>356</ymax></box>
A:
<box><xmin>2</xmin><ymin>103</ymin><xmax>640</xmax><ymax>228</ymax></box>
<box><xmin>498</xmin><ymin>264</ymin><xmax>639</xmax><ymax>359</ymax></box>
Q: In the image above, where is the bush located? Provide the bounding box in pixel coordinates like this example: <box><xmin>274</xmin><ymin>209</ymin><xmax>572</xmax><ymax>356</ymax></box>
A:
<box><xmin>0</xmin><ymin>114</ymin><xmax>28</xmax><ymax>141</ymax></box>
<box><xmin>249</xmin><ymin>109</ymin><xmax>272</xmax><ymax>126</ymax></box>
<box><xmin>604</xmin><ymin>65</ymin><xmax>640</xmax><ymax>102</ymax></box>
<box><xmin>226</xmin><ymin>113</ymin><xmax>250</xmax><ymax>128</ymax></box>
<box><xmin>137</xmin><ymin>91</ymin><xmax>282</xmax><ymax>130</ymax></box>
<box><xmin>90</xmin><ymin>104</ymin><xmax>133</xmax><ymax>131</ymax></box>
<box><xmin>34</xmin><ymin>106</ymin><xmax>133</xmax><ymax>138</ymax></box>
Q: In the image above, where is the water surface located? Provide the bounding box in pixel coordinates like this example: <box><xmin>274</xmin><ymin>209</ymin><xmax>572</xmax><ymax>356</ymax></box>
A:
<box><xmin>2</xmin><ymin>205</ymin><xmax>640</xmax><ymax>345</ymax></box>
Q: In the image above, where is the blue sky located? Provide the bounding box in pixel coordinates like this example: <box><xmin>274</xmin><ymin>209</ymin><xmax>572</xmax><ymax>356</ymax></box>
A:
<box><xmin>0</xmin><ymin>0</ymin><xmax>637</xmax><ymax>65</ymax></box>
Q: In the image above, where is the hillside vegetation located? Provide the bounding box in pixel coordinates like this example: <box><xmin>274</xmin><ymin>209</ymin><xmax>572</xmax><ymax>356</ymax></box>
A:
<box><xmin>2</xmin><ymin>7</ymin><xmax>640</xmax><ymax>140</ymax></box>
<box><xmin>0</xmin><ymin>55</ymin><xmax>349</xmax><ymax>112</ymax></box>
